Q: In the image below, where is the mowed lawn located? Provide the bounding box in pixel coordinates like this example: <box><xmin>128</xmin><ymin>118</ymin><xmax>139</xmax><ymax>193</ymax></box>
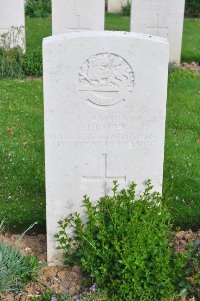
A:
<box><xmin>26</xmin><ymin>14</ymin><xmax>200</xmax><ymax>62</ymax></box>
<box><xmin>0</xmin><ymin>14</ymin><xmax>200</xmax><ymax>232</ymax></box>
<box><xmin>164</xmin><ymin>70</ymin><xmax>200</xmax><ymax>229</ymax></box>
<box><xmin>0</xmin><ymin>79</ymin><xmax>45</xmax><ymax>232</ymax></box>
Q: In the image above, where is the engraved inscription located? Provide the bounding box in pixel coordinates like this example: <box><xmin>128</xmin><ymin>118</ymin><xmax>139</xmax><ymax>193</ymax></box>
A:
<box><xmin>79</xmin><ymin>53</ymin><xmax>135</xmax><ymax>107</ymax></box>
<box><xmin>82</xmin><ymin>154</ymin><xmax>126</xmax><ymax>195</ymax></box>
<box><xmin>145</xmin><ymin>14</ymin><xmax>168</xmax><ymax>37</ymax></box>
<box><xmin>50</xmin><ymin>133</ymin><xmax>161</xmax><ymax>149</ymax></box>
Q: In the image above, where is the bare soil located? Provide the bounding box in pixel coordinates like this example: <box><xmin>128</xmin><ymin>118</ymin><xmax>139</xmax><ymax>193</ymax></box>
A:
<box><xmin>0</xmin><ymin>233</ymin><xmax>83</xmax><ymax>301</ymax></box>
<box><xmin>0</xmin><ymin>230</ymin><xmax>199</xmax><ymax>300</ymax></box>
<box><xmin>181</xmin><ymin>62</ymin><xmax>200</xmax><ymax>74</ymax></box>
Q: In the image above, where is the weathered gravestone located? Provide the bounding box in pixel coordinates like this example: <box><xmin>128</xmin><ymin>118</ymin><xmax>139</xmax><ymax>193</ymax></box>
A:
<box><xmin>43</xmin><ymin>31</ymin><xmax>169</xmax><ymax>263</ymax></box>
<box><xmin>0</xmin><ymin>0</ymin><xmax>25</xmax><ymax>51</ymax></box>
<box><xmin>52</xmin><ymin>0</ymin><xmax>105</xmax><ymax>35</ymax></box>
<box><xmin>131</xmin><ymin>0</ymin><xmax>185</xmax><ymax>64</ymax></box>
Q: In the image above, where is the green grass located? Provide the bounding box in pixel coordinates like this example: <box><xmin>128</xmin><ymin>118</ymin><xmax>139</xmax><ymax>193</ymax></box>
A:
<box><xmin>182</xmin><ymin>19</ymin><xmax>200</xmax><ymax>62</ymax></box>
<box><xmin>0</xmin><ymin>79</ymin><xmax>45</xmax><ymax>232</ymax></box>
<box><xmin>26</xmin><ymin>16</ymin><xmax>52</xmax><ymax>53</ymax></box>
<box><xmin>0</xmin><ymin>14</ymin><xmax>200</xmax><ymax>231</ymax></box>
<box><xmin>163</xmin><ymin>69</ymin><xmax>200</xmax><ymax>230</ymax></box>
<box><xmin>0</xmin><ymin>70</ymin><xmax>200</xmax><ymax>231</ymax></box>
<box><xmin>26</xmin><ymin>14</ymin><xmax>200</xmax><ymax>62</ymax></box>
<box><xmin>105</xmin><ymin>13</ymin><xmax>130</xmax><ymax>31</ymax></box>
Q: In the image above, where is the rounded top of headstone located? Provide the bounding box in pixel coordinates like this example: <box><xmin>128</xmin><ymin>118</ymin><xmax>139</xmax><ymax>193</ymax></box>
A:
<box><xmin>43</xmin><ymin>31</ymin><xmax>169</xmax><ymax>46</ymax></box>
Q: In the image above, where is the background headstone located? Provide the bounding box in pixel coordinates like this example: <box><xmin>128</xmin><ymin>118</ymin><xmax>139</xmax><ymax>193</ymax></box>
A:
<box><xmin>0</xmin><ymin>0</ymin><xmax>25</xmax><ymax>51</ymax></box>
<box><xmin>52</xmin><ymin>0</ymin><xmax>105</xmax><ymax>35</ymax></box>
<box><xmin>107</xmin><ymin>0</ymin><xmax>128</xmax><ymax>13</ymax></box>
<box><xmin>131</xmin><ymin>0</ymin><xmax>185</xmax><ymax>64</ymax></box>
<box><xmin>43</xmin><ymin>31</ymin><xmax>169</xmax><ymax>263</ymax></box>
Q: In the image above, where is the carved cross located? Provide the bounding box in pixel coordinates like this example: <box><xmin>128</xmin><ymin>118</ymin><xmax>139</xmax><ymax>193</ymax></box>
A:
<box><xmin>67</xmin><ymin>14</ymin><xmax>89</xmax><ymax>32</ymax></box>
<box><xmin>146</xmin><ymin>14</ymin><xmax>168</xmax><ymax>36</ymax></box>
<box><xmin>82</xmin><ymin>154</ymin><xmax>126</xmax><ymax>196</ymax></box>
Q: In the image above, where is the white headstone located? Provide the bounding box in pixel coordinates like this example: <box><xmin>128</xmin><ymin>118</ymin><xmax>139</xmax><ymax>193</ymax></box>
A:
<box><xmin>108</xmin><ymin>0</ymin><xmax>128</xmax><ymax>13</ymax></box>
<box><xmin>131</xmin><ymin>0</ymin><xmax>185</xmax><ymax>64</ymax></box>
<box><xmin>52</xmin><ymin>0</ymin><xmax>105</xmax><ymax>35</ymax></box>
<box><xmin>43</xmin><ymin>31</ymin><xmax>169</xmax><ymax>263</ymax></box>
<box><xmin>0</xmin><ymin>0</ymin><xmax>25</xmax><ymax>51</ymax></box>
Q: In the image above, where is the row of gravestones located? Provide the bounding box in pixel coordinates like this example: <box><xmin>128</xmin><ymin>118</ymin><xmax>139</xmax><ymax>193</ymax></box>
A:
<box><xmin>0</xmin><ymin>0</ymin><xmax>185</xmax><ymax>263</ymax></box>
<box><xmin>0</xmin><ymin>0</ymin><xmax>185</xmax><ymax>63</ymax></box>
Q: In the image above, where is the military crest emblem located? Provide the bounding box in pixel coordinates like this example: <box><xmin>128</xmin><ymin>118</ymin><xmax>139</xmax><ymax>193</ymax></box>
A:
<box><xmin>79</xmin><ymin>53</ymin><xmax>135</xmax><ymax>107</ymax></box>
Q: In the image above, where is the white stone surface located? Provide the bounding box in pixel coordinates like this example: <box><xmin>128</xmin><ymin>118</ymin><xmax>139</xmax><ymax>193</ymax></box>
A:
<box><xmin>43</xmin><ymin>31</ymin><xmax>169</xmax><ymax>263</ymax></box>
<box><xmin>131</xmin><ymin>0</ymin><xmax>185</xmax><ymax>64</ymax></box>
<box><xmin>0</xmin><ymin>0</ymin><xmax>25</xmax><ymax>51</ymax></box>
<box><xmin>108</xmin><ymin>0</ymin><xmax>128</xmax><ymax>13</ymax></box>
<box><xmin>52</xmin><ymin>0</ymin><xmax>105</xmax><ymax>35</ymax></box>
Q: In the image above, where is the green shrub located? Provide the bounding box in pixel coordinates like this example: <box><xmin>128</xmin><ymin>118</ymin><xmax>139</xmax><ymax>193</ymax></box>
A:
<box><xmin>56</xmin><ymin>180</ymin><xmax>187</xmax><ymax>301</ymax></box>
<box><xmin>0</xmin><ymin>26</ymin><xmax>25</xmax><ymax>78</ymax></box>
<box><xmin>0</xmin><ymin>47</ymin><xmax>24</xmax><ymax>78</ymax></box>
<box><xmin>22</xmin><ymin>48</ymin><xmax>43</xmax><ymax>77</ymax></box>
<box><xmin>0</xmin><ymin>47</ymin><xmax>43</xmax><ymax>78</ymax></box>
<box><xmin>121</xmin><ymin>0</ymin><xmax>131</xmax><ymax>16</ymax></box>
<box><xmin>181</xmin><ymin>241</ymin><xmax>200</xmax><ymax>299</ymax></box>
<box><xmin>185</xmin><ymin>0</ymin><xmax>200</xmax><ymax>18</ymax></box>
<box><xmin>25</xmin><ymin>0</ymin><xmax>51</xmax><ymax>18</ymax></box>
<box><xmin>0</xmin><ymin>245</ymin><xmax>44</xmax><ymax>293</ymax></box>
<box><xmin>0</xmin><ymin>26</ymin><xmax>43</xmax><ymax>78</ymax></box>
<box><xmin>0</xmin><ymin>223</ymin><xmax>45</xmax><ymax>293</ymax></box>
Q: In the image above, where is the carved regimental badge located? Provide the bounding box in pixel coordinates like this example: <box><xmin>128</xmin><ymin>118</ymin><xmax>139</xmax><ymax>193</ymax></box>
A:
<box><xmin>79</xmin><ymin>53</ymin><xmax>135</xmax><ymax>107</ymax></box>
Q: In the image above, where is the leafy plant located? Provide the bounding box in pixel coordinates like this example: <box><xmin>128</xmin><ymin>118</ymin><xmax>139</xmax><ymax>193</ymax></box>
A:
<box><xmin>0</xmin><ymin>47</ymin><xmax>24</xmax><ymax>78</ymax></box>
<box><xmin>22</xmin><ymin>47</ymin><xmax>43</xmax><ymax>77</ymax></box>
<box><xmin>121</xmin><ymin>0</ymin><xmax>131</xmax><ymax>16</ymax></box>
<box><xmin>56</xmin><ymin>181</ymin><xmax>187</xmax><ymax>301</ymax></box>
<box><xmin>25</xmin><ymin>0</ymin><xmax>51</xmax><ymax>18</ymax></box>
<box><xmin>0</xmin><ymin>222</ymin><xmax>46</xmax><ymax>293</ymax></box>
<box><xmin>0</xmin><ymin>46</ymin><xmax>43</xmax><ymax>78</ymax></box>
<box><xmin>0</xmin><ymin>22</ymin><xmax>43</xmax><ymax>78</ymax></box>
<box><xmin>0</xmin><ymin>26</ymin><xmax>25</xmax><ymax>78</ymax></box>
<box><xmin>179</xmin><ymin>240</ymin><xmax>200</xmax><ymax>299</ymax></box>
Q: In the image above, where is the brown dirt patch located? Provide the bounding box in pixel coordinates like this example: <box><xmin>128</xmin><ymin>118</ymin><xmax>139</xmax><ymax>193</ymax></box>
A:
<box><xmin>174</xmin><ymin>229</ymin><xmax>200</xmax><ymax>252</ymax></box>
<box><xmin>0</xmin><ymin>230</ymin><xmax>199</xmax><ymax>300</ymax></box>
<box><xmin>0</xmin><ymin>233</ymin><xmax>83</xmax><ymax>300</ymax></box>
<box><xmin>181</xmin><ymin>62</ymin><xmax>200</xmax><ymax>74</ymax></box>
